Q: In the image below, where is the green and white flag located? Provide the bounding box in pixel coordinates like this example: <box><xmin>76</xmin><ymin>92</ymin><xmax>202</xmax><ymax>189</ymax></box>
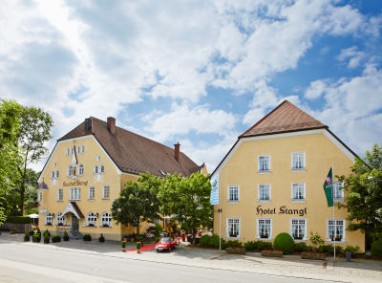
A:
<box><xmin>323</xmin><ymin>167</ymin><xmax>334</xmax><ymax>207</ymax></box>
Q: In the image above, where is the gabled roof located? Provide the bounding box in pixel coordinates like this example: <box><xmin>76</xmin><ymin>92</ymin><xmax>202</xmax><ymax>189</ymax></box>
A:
<box><xmin>240</xmin><ymin>100</ymin><xmax>327</xmax><ymax>137</ymax></box>
<box><xmin>57</xmin><ymin>117</ymin><xmax>201</xmax><ymax>177</ymax></box>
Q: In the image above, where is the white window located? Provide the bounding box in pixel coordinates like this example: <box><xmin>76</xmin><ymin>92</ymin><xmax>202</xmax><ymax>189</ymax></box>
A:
<box><xmin>227</xmin><ymin>218</ymin><xmax>240</xmax><ymax>238</ymax></box>
<box><xmin>334</xmin><ymin>181</ymin><xmax>344</xmax><ymax>201</ymax></box>
<box><xmin>56</xmin><ymin>212</ymin><xmax>65</xmax><ymax>226</ymax></box>
<box><xmin>88</xmin><ymin>187</ymin><xmax>95</xmax><ymax>200</ymax></box>
<box><xmin>292</xmin><ymin>152</ymin><xmax>305</xmax><ymax>170</ymax></box>
<box><xmin>103</xmin><ymin>186</ymin><xmax>110</xmax><ymax>199</ymax></box>
<box><xmin>258</xmin><ymin>184</ymin><xmax>270</xmax><ymax>201</ymax></box>
<box><xmin>66</xmin><ymin>148</ymin><xmax>70</xmax><ymax>156</ymax></box>
<box><xmin>87</xmin><ymin>212</ymin><xmax>97</xmax><ymax>227</ymax></box>
<box><xmin>51</xmin><ymin>170</ymin><xmax>59</xmax><ymax>179</ymax></box>
<box><xmin>70</xmin><ymin>188</ymin><xmax>81</xmax><ymax>201</ymax></box>
<box><xmin>257</xmin><ymin>219</ymin><xmax>271</xmax><ymax>239</ymax></box>
<box><xmin>57</xmin><ymin>189</ymin><xmax>63</xmax><ymax>201</ymax></box>
<box><xmin>228</xmin><ymin>186</ymin><xmax>239</xmax><ymax>202</ymax></box>
<box><xmin>292</xmin><ymin>183</ymin><xmax>305</xmax><ymax>201</ymax></box>
<box><xmin>258</xmin><ymin>155</ymin><xmax>270</xmax><ymax>172</ymax></box>
<box><xmin>94</xmin><ymin>166</ymin><xmax>99</xmax><ymax>174</ymax></box>
<box><xmin>327</xmin><ymin>219</ymin><xmax>345</xmax><ymax>242</ymax></box>
<box><xmin>68</xmin><ymin>165</ymin><xmax>75</xmax><ymax>177</ymax></box>
<box><xmin>79</xmin><ymin>164</ymin><xmax>84</xmax><ymax>176</ymax></box>
<box><xmin>100</xmin><ymin>165</ymin><xmax>105</xmax><ymax>173</ymax></box>
<box><xmin>77</xmin><ymin>146</ymin><xmax>85</xmax><ymax>154</ymax></box>
<box><xmin>291</xmin><ymin>219</ymin><xmax>306</xmax><ymax>240</ymax></box>
<box><xmin>38</xmin><ymin>191</ymin><xmax>43</xmax><ymax>202</ymax></box>
<box><xmin>46</xmin><ymin>213</ymin><xmax>53</xmax><ymax>226</ymax></box>
<box><xmin>101</xmin><ymin>212</ymin><xmax>112</xmax><ymax>227</ymax></box>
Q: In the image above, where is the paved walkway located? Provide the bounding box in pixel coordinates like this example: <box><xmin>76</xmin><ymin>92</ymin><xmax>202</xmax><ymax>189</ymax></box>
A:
<box><xmin>1</xmin><ymin>232</ymin><xmax>381</xmax><ymax>282</ymax></box>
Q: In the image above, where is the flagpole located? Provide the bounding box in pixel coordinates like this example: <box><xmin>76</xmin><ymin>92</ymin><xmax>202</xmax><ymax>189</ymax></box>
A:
<box><xmin>332</xmin><ymin>165</ymin><xmax>336</xmax><ymax>261</ymax></box>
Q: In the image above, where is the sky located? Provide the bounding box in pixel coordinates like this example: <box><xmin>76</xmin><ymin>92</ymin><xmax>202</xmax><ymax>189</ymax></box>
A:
<box><xmin>1</xmin><ymin>0</ymin><xmax>382</xmax><ymax>172</ymax></box>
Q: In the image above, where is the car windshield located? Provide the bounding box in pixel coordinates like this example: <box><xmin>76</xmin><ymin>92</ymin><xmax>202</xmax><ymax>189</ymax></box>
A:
<box><xmin>160</xmin><ymin>237</ymin><xmax>171</xmax><ymax>242</ymax></box>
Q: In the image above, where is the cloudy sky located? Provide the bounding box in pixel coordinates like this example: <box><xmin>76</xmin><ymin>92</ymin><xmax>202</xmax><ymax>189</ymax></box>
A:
<box><xmin>1</xmin><ymin>0</ymin><xmax>381</xmax><ymax>172</ymax></box>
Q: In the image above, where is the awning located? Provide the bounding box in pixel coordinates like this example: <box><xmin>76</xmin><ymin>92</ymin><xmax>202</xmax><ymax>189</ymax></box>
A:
<box><xmin>61</xmin><ymin>202</ymin><xmax>85</xmax><ymax>219</ymax></box>
<box><xmin>38</xmin><ymin>181</ymin><xmax>48</xmax><ymax>190</ymax></box>
<box><xmin>27</xmin><ymin>213</ymin><xmax>39</xmax><ymax>219</ymax></box>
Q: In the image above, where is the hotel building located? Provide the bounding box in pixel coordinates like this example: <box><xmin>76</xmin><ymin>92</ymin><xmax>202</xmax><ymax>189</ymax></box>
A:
<box><xmin>37</xmin><ymin>117</ymin><xmax>202</xmax><ymax>241</ymax></box>
<box><xmin>210</xmin><ymin>101</ymin><xmax>365</xmax><ymax>251</ymax></box>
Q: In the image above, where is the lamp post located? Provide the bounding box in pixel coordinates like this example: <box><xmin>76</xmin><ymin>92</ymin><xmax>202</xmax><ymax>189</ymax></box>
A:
<box><xmin>218</xmin><ymin>208</ymin><xmax>222</xmax><ymax>251</ymax></box>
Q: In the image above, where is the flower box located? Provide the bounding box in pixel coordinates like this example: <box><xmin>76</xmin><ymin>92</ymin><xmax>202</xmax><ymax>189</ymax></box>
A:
<box><xmin>261</xmin><ymin>249</ymin><xmax>283</xmax><ymax>257</ymax></box>
<box><xmin>226</xmin><ymin>247</ymin><xmax>246</xmax><ymax>255</ymax></box>
<box><xmin>301</xmin><ymin>251</ymin><xmax>326</xmax><ymax>260</ymax></box>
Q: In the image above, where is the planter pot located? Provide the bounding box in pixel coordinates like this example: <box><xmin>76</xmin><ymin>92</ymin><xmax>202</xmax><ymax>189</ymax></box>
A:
<box><xmin>261</xmin><ymin>250</ymin><xmax>283</xmax><ymax>257</ymax></box>
<box><xmin>226</xmin><ymin>247</ymin><xmax>246</xmax><ymax>255</ymax></box>
<box><xmin>345</xmin><ymin>251</ymin><xmax>352</xmax><ymax>262</ymax></box>
<box><xmin>301</xmin><ymin>251</ymin><xmax>326</xmax><ymax>260</ymax></box>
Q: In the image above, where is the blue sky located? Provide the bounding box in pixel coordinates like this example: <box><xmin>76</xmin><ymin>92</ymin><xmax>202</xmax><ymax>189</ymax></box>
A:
<box><xmin>1</xmin><ymin>0</ymin><xmax>381</xmax><ymax>172</ymax></box>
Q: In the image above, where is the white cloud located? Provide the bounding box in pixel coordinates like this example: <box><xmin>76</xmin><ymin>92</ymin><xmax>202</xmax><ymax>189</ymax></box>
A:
<box><xmin>338</xmin><ymin>47</ymin><xmax>365</xmax><ymax>69</ymax></box>
<box><xmin>305</xmin><ymin>80</ymin><xmax>328</xmax><ymax>100</ymax></box>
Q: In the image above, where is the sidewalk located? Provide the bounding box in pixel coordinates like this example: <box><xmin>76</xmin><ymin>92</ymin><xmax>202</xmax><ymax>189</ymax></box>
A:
<box><xmin>1</xmin><ymin>232</ymin><xmax>381</xmax><ymax>283</ymax></box>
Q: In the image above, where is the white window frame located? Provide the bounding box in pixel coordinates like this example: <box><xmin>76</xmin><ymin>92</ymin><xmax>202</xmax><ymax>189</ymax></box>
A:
<box><xmin>257</xmin><ymin>218</ymin><xmax>272</xmax><ymax>239</ymax></box>
<box><xmin>258</xmin><ymin>184</ymin><xmax>271</xmax><ymax>202</ymax></box>
<box><xmin>327</xmin><ymin>219</ymin><xmax>345</xmax><ymax>242</ymax></box>
<box><xmin>78</xmin><ymin>164</ymin><xmax>84</xmax><ymax>176</ymax></box>
<box><xmin>68</xmin><ymin>165</ymin><xmax>75</xmax><ymax>177</ymax></box>
<box><xmin>334</xmin><ymin>181</ymin><xmax>344</xmax><ymax>201</ymax></box>
<box><xmin>77</xmin><ymin>146</ymin><xmax>85</xmax><ymax>154</ymax></box>
<box><xmin>87</xmin><ymin>212</ymin><xmax>97</xmax><ymax>227</ymax></box>
<box><xmin>101</xmin><ymin>212</ymin><xmax>112</xmax><ymax>227</ymax></box>
<box><xmin>291</xmin><ymin>183</ymin><xmax>306</xmax><ymax>201</ymax></box>
<box><xmin>227</xmin><ymin>218</ymin><xmax>240</xmax><ymax>238</ymax></box>
<box><xmin>227</xmin><ymin>185</ymin><xmax>239</xmax><ymax>203</ymax></box>
<box><xmin>57</xmin><ymin>188</ymin><xmax>63</xmax><ymax>201</ymax></box>
<box><xmin>103</xmin><ymin>186</ymin><xmax>110</xmax><ymax>200</ymax></box>
<box><xmin>38</xmin><ymin>191</ymin><xmax>43</xmax><ymax>202</ymax></box>
<box><xmin>258</xmin><ymin>155</ymin><xmax>271</xmax><ymax>173</ymax></box>
<box><xmin>46</xmin><ymin>213</ymin><xmax>53</xmax><ymax>226</ymax></box>
<box><xmin>290</xmin><ymin>219</ymin><xmax>306</xmax><ymax>240</ymax></box>
<box><xmin>88</xmin><ymin>186</ymin><xmax>95</xmax><ymax>200</ymax></box>
<box><xmin>100</xmin><ymin>165</ymin><xmax>105</xmax><ymax>173</ymax></box>
<box><xmin>70</xmin><ymin>187</ymin><xmax>81</xmax><ymax>201</ymax></box>
<box><xmin>291</xmin><ymin>152</ymin><xmax>305</xmax><ymax>171</ymax></box>
<box><xmin>56</xmin><ymin>212</ymin><xmax>65</xmax><ymax>226</ymax></box>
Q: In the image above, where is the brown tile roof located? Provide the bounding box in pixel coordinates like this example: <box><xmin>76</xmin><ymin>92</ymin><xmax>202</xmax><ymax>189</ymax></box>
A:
<box><xmin>58</xmin><ymin>117</ymin><xmax>201</xmax><ymax>177</ymax></box>
<box><xmin>240</xmin><ymin>100</ymin><xmax>327</xmax><ymax>137</ymax></box>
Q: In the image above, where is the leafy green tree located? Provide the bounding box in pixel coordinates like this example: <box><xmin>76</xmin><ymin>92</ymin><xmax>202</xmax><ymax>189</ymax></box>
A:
<box><xmin>112</xmin><ymin>173</ymin><xmax>161</xmax><ymax>234</ymax></box>
<box><xmin>158</xmin><ymin>172</ymin><xmax>212</xmax><ymax>242</ymax></box>
<box><xmin>16</xmin><ymin>106</ymin><xmax>53</xmax><ymax>215</ymax></box>
<box><xmin>340</xmin><ymin>144</ymin><xmax>382</xmax><ymax>238</ymax></box>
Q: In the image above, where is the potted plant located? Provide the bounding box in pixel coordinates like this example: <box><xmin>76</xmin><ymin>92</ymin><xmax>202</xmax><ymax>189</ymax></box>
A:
<box><xmin>136</xmin><ymin>242</ymin><xmax>142</xmax><ymax>253</ymax></box>
<box><xmin>63</xmin><ymin>230</ymin><xmax>69</xmax><ymax>241</ymax></box>
<box><xmin>24</xmin><ymin>231</ymin><xmax>30</xmax><ymax>242</ymax></box>
<box><xmin>121</xmin><ymin>240</ymin><xmax>126</xmax><ymax>252</ymax></box>
<box><xmin>225</xmin><ymin>240</ymin><xmax>246</xmax><ymax>254</ymax></box>
<box><xmin>99</xmin><ymin>233</ymin><xmax>105</xmax><ymax>243</ymax></box>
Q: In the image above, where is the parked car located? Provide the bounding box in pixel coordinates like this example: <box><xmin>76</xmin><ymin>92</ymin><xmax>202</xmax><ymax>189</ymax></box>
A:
<box><xmin>155</xmin><ymin>237</ymin><xmax>176</xmax><ymax>252</ymax></box>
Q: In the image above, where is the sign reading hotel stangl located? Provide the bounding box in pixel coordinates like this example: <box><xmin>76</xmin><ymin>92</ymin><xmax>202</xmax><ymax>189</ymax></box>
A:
<box><xmin>63</xmin><ymin>180</ymin><xmax>89</xmax><ymax>187</ymax></box>
<box><xmin>256</xmin><ymin>205</ymin><xmax>307</xmax><ymax>217</ymax></box>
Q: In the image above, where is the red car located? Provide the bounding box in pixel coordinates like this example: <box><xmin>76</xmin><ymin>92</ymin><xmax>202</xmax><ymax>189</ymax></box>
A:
<box><xmin>155</xmin><ymin>237</ymin><xmax>176</xmax><ymax>252</ymax></box>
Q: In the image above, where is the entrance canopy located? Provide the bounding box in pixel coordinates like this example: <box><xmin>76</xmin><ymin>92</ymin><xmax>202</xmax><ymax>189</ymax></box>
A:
<box><xmin>61</xmin><ymin>202</ymin><xmax>84</xmax><ymax>219</ymax></box>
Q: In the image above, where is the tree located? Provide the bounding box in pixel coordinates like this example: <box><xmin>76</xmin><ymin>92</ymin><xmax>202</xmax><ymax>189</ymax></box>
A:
<box><xmin>16</xmin><ymin>106</ymin><xmax>53</xmax><ymax>215</ymax></box>
<box><xmin>340</xmin><ymin>144</ymin><xmax>382</xmax><ymax>238</ymax></box>
<box><xmin>112</xmin><ymin>173</ymin><xmax>161</xmax><ymax>234</ymax></box>
<box><xmin>158</xmin><ymin>172</ymin><xmax>212</xmax><ymax>242</ymax></box>
<box><xmin>0</xmin><ymin>100</ymin><xmax>22</xmax><ymax>224</ymax></box>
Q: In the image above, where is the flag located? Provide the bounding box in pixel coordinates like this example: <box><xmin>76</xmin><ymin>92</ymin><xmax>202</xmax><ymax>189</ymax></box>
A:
<box><xmin>210</xmin><ymin>174</ymin><xmax>219</xmax><ymax>205</ymax></box>
<box><xmin>323</xmin><ymin>167</ymin><xmax>333</xmax><ymax>207</ymax></box>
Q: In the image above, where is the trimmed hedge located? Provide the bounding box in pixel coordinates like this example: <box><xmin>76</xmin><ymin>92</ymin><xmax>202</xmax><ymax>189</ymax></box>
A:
<box><xmin>273</xmin><ymin>233</ymin><xmax>295</xmax><ymax>255</ymax></box>
<box><xmin>7</xmin><ymin>216</ymin><xmax>32</xmax><ymax>224</ymax></box>
<box><xmin>371</xmin><ymin>239</ymin><xmax>382</xmax><ymax>257</ymax></box>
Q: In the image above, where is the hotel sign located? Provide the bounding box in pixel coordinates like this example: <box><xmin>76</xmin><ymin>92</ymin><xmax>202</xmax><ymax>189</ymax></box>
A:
<box><xmin>256</xmin><ymin>205</ymin><xmax>307</xmax><ymax>217</ymax></box>
<box><xmin>63</xmin><ymin>180</ymin><xmax>89</xmax><ymax>187</ymax></box>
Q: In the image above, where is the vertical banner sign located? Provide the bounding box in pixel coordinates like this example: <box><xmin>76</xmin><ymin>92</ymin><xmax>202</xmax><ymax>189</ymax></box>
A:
<box><xmin>323</xmin><ymin>167</ymin><xmax>334</xmax><ymax>207</ymax></box>
<box><xmin>210</xmin><ymin>174</ymin><xmax>219</xmax><ymax>205</ymax></box>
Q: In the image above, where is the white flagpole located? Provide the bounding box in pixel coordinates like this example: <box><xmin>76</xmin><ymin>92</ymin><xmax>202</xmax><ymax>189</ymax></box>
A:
<box><xmin>332</xmin><ymin>166</ymin><xmax>336</xmax><ymax>261</ymax></box>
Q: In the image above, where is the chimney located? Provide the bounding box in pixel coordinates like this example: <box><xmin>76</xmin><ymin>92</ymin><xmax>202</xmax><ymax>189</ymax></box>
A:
<box><xmin>174</xmin><ymin>142</ymin><xmax>180</xmax><ymax>161</ymax></box>
<box><xmin>84</xmin><ymin>117</ymin><xmax>93</xmax><ymax>133</ymax></box>
<box><xmin>107</xmin><ymin>117</ymin><xmax>116</xmax><ymax>134</ymax></box>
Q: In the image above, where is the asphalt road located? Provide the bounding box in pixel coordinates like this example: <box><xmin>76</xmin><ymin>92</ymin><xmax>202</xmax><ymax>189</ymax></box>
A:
<box><xmin>0</xmin><ymin>241</ymin><xmax>333</xmax><ymax>283</ymax></box>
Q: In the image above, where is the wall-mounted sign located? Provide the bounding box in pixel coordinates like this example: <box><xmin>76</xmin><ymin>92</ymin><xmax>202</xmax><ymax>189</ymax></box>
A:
<box><xmin>210</xmin><ymin>174</ymin><xmax>219</xmax><ymax>205</ymax></box>
<box><xmin>63</xmin><ymin>180</ymin><xmax>89</xmax><ymax>187</ymax></box>
<box><xmin>256</xmin><ymin>205</ymin><xmax>307</xmax><ymax>217</ymax></box>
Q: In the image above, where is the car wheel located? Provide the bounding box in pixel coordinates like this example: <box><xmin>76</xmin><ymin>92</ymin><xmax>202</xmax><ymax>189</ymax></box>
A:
<box><xmin>168</xmin><ymin>247</ymin><xmax>171</xmax><ymax>252</ymax></box>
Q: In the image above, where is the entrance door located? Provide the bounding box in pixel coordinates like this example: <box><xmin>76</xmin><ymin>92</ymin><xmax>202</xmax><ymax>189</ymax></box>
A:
<box><xmin>71</xmin><ymin>215</ymin><xmax>79</xmax><ymax>233</ymax></box>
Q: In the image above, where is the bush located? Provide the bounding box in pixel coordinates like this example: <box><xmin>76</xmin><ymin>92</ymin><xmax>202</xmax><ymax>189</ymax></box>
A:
<box><xmin>43</xmin><ymin>229</ymin><xmax>50</xmax><ymax>238</ymax></box>
<box><xmin>321</xmin><ymin>244</ymin><xmax>342</xmax><ymax>256</ymax></box>
<box><xmin>199</xmin><ymin>234</ymin><xmax>222</xmax><ymax>249</ymax></box>
<box><xmin>44</xmin><ymin>234</ymin><xmax>50</xmax><ymax>244</ymax></box>
<box><xmin>7</xmin><ymin>216</ymin><xmax>32</xmax><ymax>224</ymax></box>
<box><xmin>33</xmin><ymin>233</ymin><xmax>41</xmax><ymax>243</ymax></box>
<box><xmin>224</xmin><ymin>240</ymin><xmax>242</xmax><ymax>249</ymax></box>
<box><xmin>257</xmin><ymin>241</ymin><xmax>272</xmax><ymax>251</ymax></box>
<box><xmin>63</xmin><ymin>230</ymin><xmax>69</xmax><ymax>241</ymax></box>
<box><xmin>294</xmin><ymin>242</ymin><xmax>308</xmax><ymax>252</ymax></box>
<box><xmin>99</xmin><ymin>233</ymin><xmax>105</xmax><ymax>243</ymax></box>
<box><xmin>83</xmin><ymin>234</ymin><xmax>92</xmax><ymax>241</ymax></box>
<box><xmin>52</xmin><ymin>235</ymin><xmax>61</xmax><ymax>243</ymax></box>
<box><xmin>121</xmin><ymin>240</ymin><xmax>126</xmax><ymax>249</ymax></box>
<box><xmin>273</xmin><ymin>233</ymin><xmax>295</xmax><ymax>255</ymax></box>
<box><xmin>309</xmin><ymin>232</ymin><xmax>325</xmax><ymax>249</ymax></box>
<box><xmin>244</xmin><ymin>241</ymin><xmax>258</xmax><ymax>252</ymax></box>
<box><xmin>29</xmin><ymin>230</ymin><xmax>35</xmax><ymax>236</ymax></box>
<box><xmin>344</xmin><ymin>245</ymin><xmax>360</xmax><ymax>253</ymax></box>
<box><xmin>24</xmin><ymin>231</ymin><xmax>30</xmax><ymax>242</ymax></box>
<box><xmin>371</xmin><ymin>239</ymin><xmax>382</xmax><ymax>257</ymax></box>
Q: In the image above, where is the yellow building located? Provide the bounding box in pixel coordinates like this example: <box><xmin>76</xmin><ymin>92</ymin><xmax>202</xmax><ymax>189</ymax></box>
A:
<box><xmin>37</xmin><ymin>117</ymin><xmax>202</xmax><ymax>241</ymax></box>
<box><xmin>210</xmin><ymin>100</ymin><xmax>365</xmax><ymax>251</ymax></box>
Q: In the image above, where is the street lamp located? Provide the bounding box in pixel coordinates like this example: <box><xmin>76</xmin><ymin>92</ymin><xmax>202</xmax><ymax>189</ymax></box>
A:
<box><xmin>218</xmin><ymin>208</ymin><xmax>222</xmax><ymax>251</ymax></box>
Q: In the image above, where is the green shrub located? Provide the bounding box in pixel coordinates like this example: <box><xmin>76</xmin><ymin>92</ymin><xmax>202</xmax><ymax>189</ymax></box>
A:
<box><xmin>344</xmin><ymin>245</ymin><xmax>360</xmax><ymax>253</ymax></box>
<box><xmin>121</xmin><ymin>240</ymin><xmax>126</xmax><ymax>249</ymax></box>
<box><xmin>371</xmin><ymin>239</ymin><xmax>382</xmax><ymax>257</ymax></box>
<box><xmin>43</xmin><ymin>229</ymin><xmax>50</xmax><ymax>238</ymax></box>
<box><xmin>209</xmin><ymin>234</ymin><xmax>222</xmax><ymax>249</ymax></box>
<box><xmin>273</xmin><ymin>233</ymin><xmax>295</xmax><ymax>255</ymax></box>
<box><xmin>294</xmin><ymin>242</ymin><xmax>308</xmax><ymax>252</ymax></box>
<box><xmin>33</xmin><ymin>233</ymin><xmax>41</xmax><ymax>243</ymax></box>
<box><xmin>199</xmin><ymin>235</ymin><xmax>211</xmax><ymax>247</ymax></box>
<box><xmin>99</xmin><ymin>233</ymin><xmax>105</xmax><ymax>243</ymax></box>
<box><xmin>224</xmin><ymin>240</ymin><xmax>242</xmax><ymax>249</ymax></box>
<box><xmin>63</xmin><ymin>230</ymin><xmax>69</xmax><ymax>241</ymax></box>
<box><xmin>24</xmin><ymin>231</ymin><xmax>30</xmax><ymax>242</ymax></box>
<box><xmin>7</xmin><ymin>216</ymin><xmax>32</xmax><ymax>224</ymax></box>
<box><xmin>257</xmin><ymin>241</ymin><xmax>272</xmax><ymax>251</ymax></box>
<box><xmin>44</xmin><ymin>234</ymin><xmax>50</xmax><ymax>244</ymax></box>
<box><xmin>244</xmin><ymin>241</ymin><xmax>258</xmax><ymax>252</ymax></box>
<box><xmin>199</xmin><ymin>234</ymin><xmax>222</xmax><ymax>249</ymax></box>
<box><xmin>321</xmin><ymin>244</ymin><xmax>343</xmax><ymax>256</ymax></box>
<box><xmin>29</xmin><ymin>230</ymin><xmax>35</xmax><ymax>236</ymax></box>
<box><xmin>309</xmin><ymin>232</ymin><xmax>325</xmax><ymax>249</ymax></box>
<box><xmin>83</xmin><ymin>234</ymin><xmax>92</xmax><ymax>241</ymax></box>
<box><xmin>52</xmin><ymin>235</ymin><xmax>61</xmax><ymax>243</ymax></box>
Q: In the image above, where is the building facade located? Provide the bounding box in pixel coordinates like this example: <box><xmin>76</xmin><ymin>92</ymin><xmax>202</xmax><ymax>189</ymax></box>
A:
<box><xmin>211</xmin><ymin>101</ymin><xmax>365</xmax><ymax>251</ymax></box>
<box><xmin>37</xmin><ymin>117</ymin><xmax>202</xmax><ymax>241</ymax></box>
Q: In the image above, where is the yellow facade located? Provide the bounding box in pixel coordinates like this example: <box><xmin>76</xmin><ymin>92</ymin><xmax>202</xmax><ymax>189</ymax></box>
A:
<box><xmin>212</xmin><ymin>129</ymin><xmax>365</xmax><ymax>251</ymax></box>
<box><xmin>38</xmin><ymin>136</ymin><xmax>141</xmax><ymax>241</ymax></box>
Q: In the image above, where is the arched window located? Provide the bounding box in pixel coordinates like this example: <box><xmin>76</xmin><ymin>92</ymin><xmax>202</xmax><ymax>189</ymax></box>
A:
<box><xmin>87</xmin><ymin>212</ymin><xmax>97</xmax><ymax>227</ymax></box>
<box><xmin>46</xmin><ymin>213</ymin><xmax>53</xmax><ymax>226</ymax></box>
<box><xmin>57</xmin><ymin>212</ymin><xmax>65</xmax><ymax>226</ymax></box>
<box><xmin>101</xmin><ymin>212</ymin><xmax>112</xmax><ymax>227</ymax></box>
<box><xmin>79</xmin><ymin>164</ymin><xmax>84</xmax><ymax>176</ymax></box>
